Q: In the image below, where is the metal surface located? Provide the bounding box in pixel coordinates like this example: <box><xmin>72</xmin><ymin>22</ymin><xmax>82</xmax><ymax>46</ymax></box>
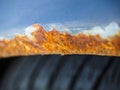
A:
<box><xmin>0</xmin><ymin>55</ymin><xmax>120</xmax><ymax>90</ymax></box>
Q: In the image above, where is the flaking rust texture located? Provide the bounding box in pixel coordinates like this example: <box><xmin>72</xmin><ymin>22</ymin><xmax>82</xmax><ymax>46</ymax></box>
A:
<box><xmin>0</xmin><ymin>24</ymin><xmax>120</xmax><ymax>58</ymax></box>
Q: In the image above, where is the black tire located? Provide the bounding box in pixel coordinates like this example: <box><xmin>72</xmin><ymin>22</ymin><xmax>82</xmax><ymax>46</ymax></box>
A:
<box><xmin>0</xmin><ymin>55</ymin><xmax>120</xmax><ymax>90</ymax></box>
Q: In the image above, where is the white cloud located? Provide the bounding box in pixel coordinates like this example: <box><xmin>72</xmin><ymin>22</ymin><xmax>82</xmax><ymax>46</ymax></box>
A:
<box><xmin>82</xmin><ymin>22</ymin><xmax>120</xmax><ymax>38</ymax></box>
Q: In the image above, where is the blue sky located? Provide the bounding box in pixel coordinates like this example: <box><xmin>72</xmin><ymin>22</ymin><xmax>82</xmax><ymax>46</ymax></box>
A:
<box><xmin>0</xmin><ymin>0</ymin><xmax>120</xmax><ymax>30</ymax></box>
